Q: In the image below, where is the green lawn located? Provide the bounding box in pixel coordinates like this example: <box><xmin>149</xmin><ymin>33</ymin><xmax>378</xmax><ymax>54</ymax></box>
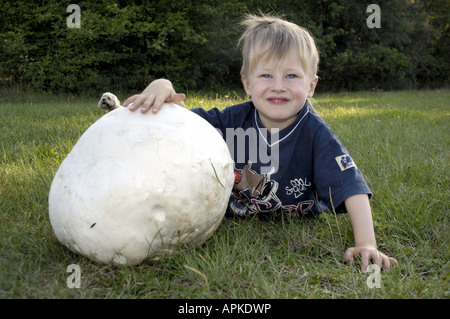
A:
<box><xmin>0</xmin><ymin>89</ymin><xmax>448</xmax><ymax>299</ymax></box>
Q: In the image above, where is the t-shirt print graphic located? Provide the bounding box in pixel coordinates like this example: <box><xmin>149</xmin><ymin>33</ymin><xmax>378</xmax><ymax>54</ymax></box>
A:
<box><xmin>231</xmin><ymin>161</ymin><xmax>282</xmax><ymax>215</ymax></box>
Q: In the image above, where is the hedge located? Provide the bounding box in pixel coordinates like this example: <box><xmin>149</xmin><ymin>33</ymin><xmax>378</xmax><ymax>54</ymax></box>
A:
<box><xmin>0</xmin><ymin>0</ymin><xmax>448</xmax><ymax>93</ymax></box>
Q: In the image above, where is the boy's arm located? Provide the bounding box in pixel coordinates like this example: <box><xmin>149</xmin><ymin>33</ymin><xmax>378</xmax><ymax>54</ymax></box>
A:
<box><xmin>123</xmin><ymin>79</ymin><xmax>185</xmax><ymax>113</ymax></box>
<box><xmin>344</xmin><ymin>194</ymin><xmax>398</xmax><ymax>272</ymax></box>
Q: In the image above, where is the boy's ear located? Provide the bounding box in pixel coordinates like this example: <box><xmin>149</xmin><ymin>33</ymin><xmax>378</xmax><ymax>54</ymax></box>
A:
<box><xmin>307</xmin><ymin>75</ymin><xmax>319</xmax><ymax>98</ymax></box>
<box><xmin>241</xmin><ymin>76</ymin><xmax>251</xmax><ymax>96</ymax></box>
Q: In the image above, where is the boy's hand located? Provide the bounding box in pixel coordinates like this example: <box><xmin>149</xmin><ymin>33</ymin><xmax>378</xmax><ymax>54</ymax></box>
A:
<box><xmin>123</xmin><ymin>79</ymin><xmax>186</xmax><ymax>114</ymax></box>
<box><xmin>344</xmin><ymin>246</ymin><xmax>398</xmax><ymax>273</ymax></box>
<box><xmin>344</xmin><ymin>194</ymin><xmax>398</xmax><ymax>273</ymax></box>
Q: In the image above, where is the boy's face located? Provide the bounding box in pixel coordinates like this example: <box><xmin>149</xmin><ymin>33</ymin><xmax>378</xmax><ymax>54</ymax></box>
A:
<box><xmin>242</xmin><ymin>52</ymin><xmax>318</xmax><ymax>131</ymax></box>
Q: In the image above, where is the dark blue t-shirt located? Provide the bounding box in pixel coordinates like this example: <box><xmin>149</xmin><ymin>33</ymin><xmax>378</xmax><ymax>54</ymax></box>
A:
<box><xmin>191</xmin><ymin>101</ymin><xmax>371</xmax><ymax>217</ymax></box>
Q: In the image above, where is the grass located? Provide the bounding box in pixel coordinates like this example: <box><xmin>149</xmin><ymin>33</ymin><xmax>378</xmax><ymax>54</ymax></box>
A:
<box><xmin>0</xmin><ymin>88</ymin><xmax>448</xmax><ymax>299</ymax></box>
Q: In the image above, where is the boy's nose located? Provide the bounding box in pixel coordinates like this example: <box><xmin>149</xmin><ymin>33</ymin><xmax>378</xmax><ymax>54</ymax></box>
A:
<box><xmin>271</xmin><ymin>77</ymin><xmax>286</xmax><ymax>92</ymax></box>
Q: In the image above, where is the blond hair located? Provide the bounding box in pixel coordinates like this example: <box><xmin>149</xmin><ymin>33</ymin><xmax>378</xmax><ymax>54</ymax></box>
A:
<box><xmin>238</xmin><ymin>14</ymin><xmax>319</xmax><ymax>82</ymax></box>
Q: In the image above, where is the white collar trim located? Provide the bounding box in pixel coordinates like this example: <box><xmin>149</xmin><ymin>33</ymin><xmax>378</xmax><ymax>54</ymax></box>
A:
<box><xmin>254</xmin><ymin>107</ymin><xmax>310</xmax><ymax>147</ymax></box>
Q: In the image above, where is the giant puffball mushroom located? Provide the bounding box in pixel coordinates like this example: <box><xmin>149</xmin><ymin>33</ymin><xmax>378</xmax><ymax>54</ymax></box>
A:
<box><xmin>49</xmin><ymin>103</ymin><xmax>234</xmax><ymax>266</ymax></box>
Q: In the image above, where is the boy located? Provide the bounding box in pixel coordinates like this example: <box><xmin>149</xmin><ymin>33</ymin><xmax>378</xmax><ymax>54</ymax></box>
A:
<box><xmin>123</xmin><ymin>14</ymin><xmax>397</xmax><ymax>273</ymax></box>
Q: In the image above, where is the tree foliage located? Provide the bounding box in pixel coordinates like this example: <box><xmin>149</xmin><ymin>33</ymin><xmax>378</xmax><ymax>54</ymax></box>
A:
<box><xmin>0</xmin><ymin>0</ymin><xmax>448</xmax><ymax>93</ymax></box>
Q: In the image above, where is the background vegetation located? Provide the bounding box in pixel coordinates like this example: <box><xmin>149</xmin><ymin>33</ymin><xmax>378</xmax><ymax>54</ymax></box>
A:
<box><xmin>1</xmin><ymin>0</ymin><xmax>449</xmax><ymax>93</ymax></box>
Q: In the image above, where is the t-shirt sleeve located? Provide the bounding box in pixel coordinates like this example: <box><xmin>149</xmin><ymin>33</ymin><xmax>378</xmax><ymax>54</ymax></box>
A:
<box><xmin>190</xmin><ymin>107</ymin><xmax>232</xmax><ymax>138</ymax></box>
<box><xmin>313</xmin><ymin>128</ymin><xmax>372</xmax><ymax>214</ymax></box>
<box><xmin>190</xmin><ymin>102</ymin><xmax>253</xmax><ymax>138</ymax></box>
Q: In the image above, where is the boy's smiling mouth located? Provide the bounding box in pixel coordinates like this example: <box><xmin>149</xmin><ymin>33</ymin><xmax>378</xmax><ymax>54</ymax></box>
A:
<box><xmin>267</xmin><ymin>96</ymin><xmax>290</xmax><ymax>105</ymax></box>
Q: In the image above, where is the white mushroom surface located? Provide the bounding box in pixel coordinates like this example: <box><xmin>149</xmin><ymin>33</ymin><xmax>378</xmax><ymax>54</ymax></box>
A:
<box><xmin>49</xmin><ymin>103</ymin><xmax>234</xmax><ymax>265</ymax></box>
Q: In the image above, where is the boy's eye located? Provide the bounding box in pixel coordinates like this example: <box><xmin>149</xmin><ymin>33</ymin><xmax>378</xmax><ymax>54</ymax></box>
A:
<box><xmin>287</xmin><ymin>74</ymin><xmax>297</xmax><ymax>79</ymax></box>
<box><xmin>261</xmin><ymin>74</ymin><xmax>272</xmax><ymax>78</ymax></box>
